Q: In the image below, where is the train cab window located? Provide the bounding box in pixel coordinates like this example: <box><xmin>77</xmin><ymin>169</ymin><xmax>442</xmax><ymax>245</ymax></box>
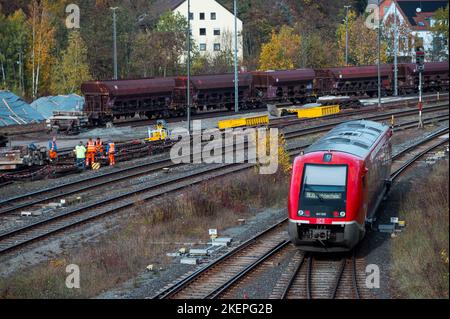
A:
<box><xmin>298</xmin><ymin>165</ymin><xmax>348</xmax><ymax>218</ymax></box>
<box><xmin>323</xmin><ymin>154</ymin><xmax>332</xmax><ymax>162</ymax></box>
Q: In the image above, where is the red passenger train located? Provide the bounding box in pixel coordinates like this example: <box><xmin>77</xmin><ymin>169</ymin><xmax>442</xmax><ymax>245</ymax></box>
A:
<box><xmin>288</xmin><ymin>120</ymin><xmax>392</xmax><ymax>252</ymax></box>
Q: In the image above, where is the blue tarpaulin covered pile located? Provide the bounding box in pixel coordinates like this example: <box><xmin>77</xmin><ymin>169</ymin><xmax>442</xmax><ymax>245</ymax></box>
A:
<box><xmin>31</xmin><ymin>94</ymin><xmax>85</xmax><ymax>119</ymax></box>
<box><xmin>0</xmin><ymin>91</ymin><xmax>45</xmax><ymax>126</ymax></box>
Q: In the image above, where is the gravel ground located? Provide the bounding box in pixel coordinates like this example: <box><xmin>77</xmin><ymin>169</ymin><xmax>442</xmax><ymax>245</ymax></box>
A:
<box><xmin>0</xmin><ymin>116</ymin><xmax>447</xmax><ymax>298</ymax></box>
<box><xmin>97</xmin><ymin>207</ymin><xmax>287</xmax><ymax>299</ymax></box>
<box><xmin>356</xmin><ymin>127</ymin><xmax>449</xmax><ymax>299</ymax></box>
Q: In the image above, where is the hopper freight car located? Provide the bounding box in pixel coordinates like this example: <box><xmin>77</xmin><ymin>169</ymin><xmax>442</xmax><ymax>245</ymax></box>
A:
<box><xmin>81</xmin><ymin>62</ymin><xmax>449</xmax><ymax>125</ymax></box>
<box><xmin>81</xmin><ymin>77</ymin><xmax>188</xmax><ymax>125</ymax></box>
<box><xmin>314</xmin><ymin>65</ymin><xmax>393</xmax><ymax>97</ymax></box>
<box><xmin>398</xmin><ymin>61</ymin><xmax>449</xmax><ymax>94</ymax></box>
<box><xmin>252</xmin><ymin>69</ymin><xmax>316</xmax><ymax>103</ymax></box>
<box><xmin>191</xmin><ymin>73</ymin><xmax>255</xmax><ymax>111</ymax></box>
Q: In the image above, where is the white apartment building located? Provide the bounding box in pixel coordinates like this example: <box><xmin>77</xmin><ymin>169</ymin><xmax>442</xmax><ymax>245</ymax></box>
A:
<box><xmin>382</xmin><ymin>0</ymin><xmax>448</xmax><ymax>62</ymax></box>
<box><xmin>152</xmin><ymin>0</ymin><xmax>243</xmax><ymax>60</ymax></box>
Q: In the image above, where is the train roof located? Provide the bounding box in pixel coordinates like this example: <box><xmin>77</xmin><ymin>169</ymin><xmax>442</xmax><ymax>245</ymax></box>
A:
<box><xmin>305</xmin><ymin>120</ymin><xmax>390</xmax><ymax>159</ymax></box>
<box><xmin>191</xmin><ymin>73</ymin><xmax>252</xmax><ymax>90</ymax></box>
<box><xmin>265</xmin><ymin>69</ymin><xmax>316</xmax><ymax>83</ymax></box>
<box><xmin>327</xmin><ymin>65</ymin><xmax>392</xmax><ymax>79</ymax></box>
<box><xmin>81</xmin><ymin>77</ymin><xmax>178</xmax><ymax>96</ymax></box>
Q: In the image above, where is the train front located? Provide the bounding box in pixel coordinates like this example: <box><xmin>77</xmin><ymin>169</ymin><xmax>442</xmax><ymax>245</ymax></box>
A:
<box><xmin>288</xmin><ymin>152</ymin><xmax>365</xmax><ymax>252</ymax></box>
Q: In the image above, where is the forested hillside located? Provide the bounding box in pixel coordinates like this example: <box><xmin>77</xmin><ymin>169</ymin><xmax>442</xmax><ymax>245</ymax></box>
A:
<box><xmin>0</xmin><ymin>0</ymin><xmax>447</xmax><ymax>99</ymax></box>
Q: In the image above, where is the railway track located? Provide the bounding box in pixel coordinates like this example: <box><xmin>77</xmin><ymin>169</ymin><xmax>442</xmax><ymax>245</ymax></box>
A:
<box><xmin>270</xmin><ymin>252</ymin><xmax>366</xmax><ymax>299</ymax></box>
<box><xmin>2</xmin><ymin>104</ymin><xmax>447</xmax><ymax>215</ymax></box>
<box><xmin>1</xmin><ymin>100</ymin><xmax>447</xmax><ymax>186</ymax></box>
<box><xmin>153</xmin><ymin>219</ymin><xmax>290</xmax><ymax>299</ymax></box>
<box><xmin>152</xmin><ymin>128</ymin><xmax>448</xmax><ymax>300</ymax></box>
<box><xmin>0</xmin><ymin>108</ymin><xmax>447</xmax><ymax>258</ymax></box>
<box><xmin>282</xmin><ymin>103</ymin><xmax>448</xmax><ymax>139</ymax></box>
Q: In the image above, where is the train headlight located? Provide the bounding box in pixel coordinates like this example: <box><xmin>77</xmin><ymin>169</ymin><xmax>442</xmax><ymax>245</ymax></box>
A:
<box><xmin>340</xmin><ymin>211</ymin><xmax>346</xmax><ymax>217</ymax></box>
<box><xmin>298</xmin><ymin>210</ymin><xmax>304</xmax><ymax>216</ymax></box>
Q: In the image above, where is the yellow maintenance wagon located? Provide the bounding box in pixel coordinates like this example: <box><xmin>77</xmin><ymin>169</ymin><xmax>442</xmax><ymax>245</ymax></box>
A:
<box><xmin>218</xmin><ymin>115</ymin><xmax>269</xmax><ymax>130</ymax></box>
<box><xmin>285</xmin><ymin>105</ymin><xmax>340</xmax><ymax>119</ymax></box>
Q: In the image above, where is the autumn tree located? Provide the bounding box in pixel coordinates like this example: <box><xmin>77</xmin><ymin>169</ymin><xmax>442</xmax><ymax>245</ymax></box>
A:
<box><xmin>155</xmin><ymin>12</ymin><xmax>189</xmax><ymax>77</ymax></box>
<box><xmin>336</xmin><ymin>10</ymin><xmax>388</xmax><ymax>66</ymax></box>
<box><xmin>0</xmin><ymin>8</ymin><xmax>28</xmax><ymax>94</ymax></box>
<box><xmin>258</xmin><ymin>26</ymin><xmax>301</xmax><ymax>70</ymax></box>
<box><xmin>27</xmin><ymin>0</ymin><xmax>56</xmax><ymax>98</ymax></box>
<box><xmin>430</xmin><ymin>5</ymin><xmax>449</xmax><ymax>60</ymax></box>
<box><xmin>50</xmin><ymin>31</ymin><xmax>91</xmax><ymax>95</ymax></box>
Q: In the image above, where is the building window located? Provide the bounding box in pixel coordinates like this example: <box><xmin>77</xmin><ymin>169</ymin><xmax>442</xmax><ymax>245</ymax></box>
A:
<box><xmin>214</xmin><ymin>43</ymin><xmax>221</xmax><ymax>51</ymax></box>
<box><xmin>189</xmin><ymin>12</ymin><xmax>194</xmax><ymax>20</ymax></box>
<box><xmin>200</xmin><ymin>28</ymin><xmax>206</xmax><ymax>36</ymax></box>
<box><xmin>200</xmin><ymin>12</ymin><xmax>205</xmax><ymax>20</ymax></box>
<box><xmin>200</xmin><ymin>43</ymin><xmax>207</xmax><ymax>51</ymax></box>
<box><xmin>214</xmin><ymin>28</ymin><xmax>220</xmax><ymax>36</ymax></box>
<box><xmin>211</xmin><ymin>12</ymin><xmax>216</xmax><ymax>20</ymax></box>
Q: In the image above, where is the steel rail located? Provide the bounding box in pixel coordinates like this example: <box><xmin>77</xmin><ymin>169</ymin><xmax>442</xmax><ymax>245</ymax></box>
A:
<box><xmin>391</xmin><ymin>136</ymin><xmax>449</xmax><ymax>181</ymax></box>
<box><xmin>4</xmin><ymin>104</ymin><xmax>446</xmax><ymax>217</ymax></box>
<box><xmin>330</xmin><ymin>258</ymin><xmax>347</xmax><ymax>299</ymax></box>
<box><xmin>0</xmin><ymin>164</ymin><xmax>254</xmax><ymax>254</ymax></box>
<box><xmin>280</xmin><ymin>252</ymin><xmax>307</xmax><ymax>299</ymax></box>
<box><xmin>283</xmin><ymin>104</ymin><xmax>448</xmax><ymax>139</ymax></box>
<box><xmin>351</xmin><ymin>253</ymin><xmax>360</xmax><ymax>299</ymax></box>
<box><xmin>0</xmin><ymin>112</ymin><xmax>448</xmax><ymax>257</ymax></box>
<box><xmin>153</xmin><ymin>218</ymin><xmax>288</xmax><ymax>299</ymax></box>
<box><xmin>306</xmin><ymin>256</ymin><xmax>313</xmax><ymax>299</ymax></box>
<box><xmin>204</xmin><ymin>240</ymin><xmax>291</xmax><ymax>299</ymax></box>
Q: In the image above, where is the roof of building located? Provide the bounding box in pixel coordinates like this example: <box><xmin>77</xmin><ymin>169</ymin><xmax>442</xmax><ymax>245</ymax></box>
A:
<box><xmin>393</xmin><ymin>0</ymin><xmax>448</xmax><ymax>29</ymax></box>
<box><xmin>151</xmin><ymin>0</ymin><xmax>185</xmax><ymax>18</ymax></box>
<box><xmin>0</xmin><ymin>91</ymin><xmax>45</xmax><ymax>126</ymax></box>
<box><xmin>305</xmin><ymin>120</ymin><xmax>390</xmax><ymax>159</ymax></box>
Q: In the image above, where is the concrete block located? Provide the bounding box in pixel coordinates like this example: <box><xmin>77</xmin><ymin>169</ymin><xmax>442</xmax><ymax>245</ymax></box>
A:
<box><xmin>211</xmin><ymin>237</ymin><xmax>233</xmax><ymax>246</ymax></box>
<box><xmin>189</xmin><ymin>248</ymin><xmax>209</xmax><ymax>256</ymax></box>
<box><xmin>180</xmin><ymin>258</ymin><xmax>198</xmax><ymax>265</ymax></box>
<box><xmin>47</xmin><ymin>203</ymin><xmax>63</xmax><ymax>208</ymax></box>
<box><xmin>378</xmin><ymin>224</ymin><xmax>396</xmax><ymax>233</ymax></box>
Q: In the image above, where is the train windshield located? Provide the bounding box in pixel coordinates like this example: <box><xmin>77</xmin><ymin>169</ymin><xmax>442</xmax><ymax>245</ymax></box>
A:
<box><xmin>298</xmin><ymin>165</ymin><xmax>348</xmax><ymax>218</ymax></box>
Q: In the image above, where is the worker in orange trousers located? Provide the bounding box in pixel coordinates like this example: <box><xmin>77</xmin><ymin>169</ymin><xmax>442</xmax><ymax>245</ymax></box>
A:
<box><xmin>106</xmin><ymin>140</ymin><xmax>116</xmax><ymax>166</ymax></box>
<box><xmin>48</xmin><ymin>137</ymin><xmax>58</xmax><ymax>162</ymax></box>
<box><xmin>86</xmin><ymin>138</ymin><xmax>96</xmax><ymax>167</ymax></box>
<box><xmin>95</xmin><ymin>137</ymin><xmax>103</xmax><ymax>155</ymax></box>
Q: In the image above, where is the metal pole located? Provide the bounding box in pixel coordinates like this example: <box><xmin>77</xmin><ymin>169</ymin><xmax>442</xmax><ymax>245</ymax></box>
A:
<box><xmin>418</xmin><ymin>71</ymin><xmax>423</xmax><ymax>128</ymax></box>
<box><xmin>345</xmin><ymin>5</ymin><xmax>351</xmax><ymax>66</ymax></box>
<box><xmin>234</xmin><ymin>0</ymin><xmax>239</xmax><ymax>113</ymax></box>
<box><xmin>394</xmin><ymin>4</ymin><xmax>398</xmax><ymax>96</ymax></box>
<box><xmin>377</xmin><ymin>0</ymin><xmax>382</xmax><ymax>108</ymax></box>
<box><xmin>111</xmin><ymin>7</ymin><xmax>119</xmax><ymax>80</ymax></box>
<box><xmin>187</xmin><ymin>0</ymin><xmax>191</xmax><ymax>134</ymax></box>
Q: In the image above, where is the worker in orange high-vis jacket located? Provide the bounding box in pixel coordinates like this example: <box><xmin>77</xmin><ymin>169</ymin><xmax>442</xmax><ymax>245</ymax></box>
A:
<box><xmin>86</xmin><ymin>138</ymin><xmax>96</xmax><ymax>167</ymax></box>
<box><xmin>48</xmin><ymin>137</ymin><xmax>58</xmax><ymax>162</ymax></box>
<box><xmin>106</xmin><ymin>140</ymin><xmax>116</xmax><ymax>166</ymax></box>
<box><xmin>95</xmin><ymin>137</ymin><xmax>103</xmax><ymax>156</ymax></box>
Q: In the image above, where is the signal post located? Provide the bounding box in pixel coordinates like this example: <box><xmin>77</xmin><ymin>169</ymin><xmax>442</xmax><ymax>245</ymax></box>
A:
<box><xmin>416</xmin><ymin>47</ymin><xmax>425</xmax><ymax>128</ymax></box>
